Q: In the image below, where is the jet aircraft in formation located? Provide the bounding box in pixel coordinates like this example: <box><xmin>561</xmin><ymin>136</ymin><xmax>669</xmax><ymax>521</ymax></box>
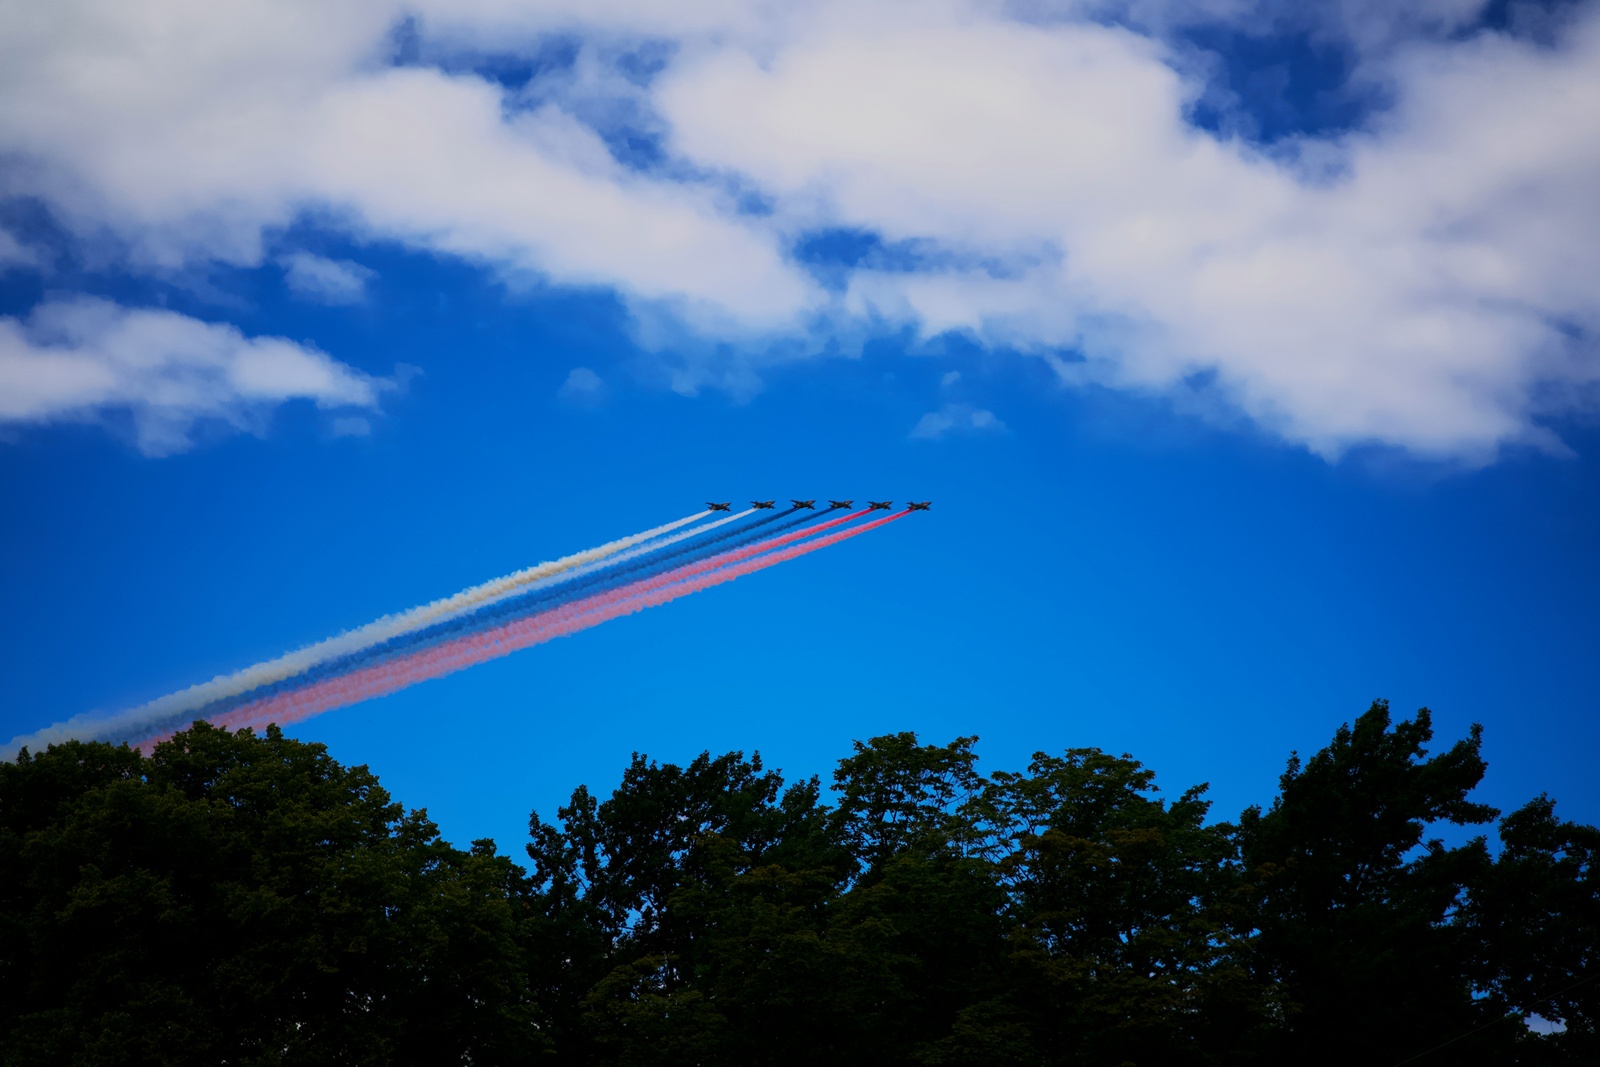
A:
<box><xmin>710</xmin><ymin>498</ymin><xmax>930</xmax><ymax>511</ymax></box>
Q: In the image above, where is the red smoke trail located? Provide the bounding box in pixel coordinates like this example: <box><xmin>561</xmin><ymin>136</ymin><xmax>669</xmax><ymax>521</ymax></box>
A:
<box><xmin>134</xmin><ymin>510</ymin><xmax>885</xmax><ymax>750</ymax></box>
<box><xmin>498</xmin><ymin>509</ymin><xmax>877</xmax><ymax>641</ymax></box>
<box><xmin>187</xmin><ymin>510</ymin><xmax>909</xmax><ymax>740</ymax></box>
<box><xmin>218</xmin><ymin>508</ymin><xmax>875</xmax><ymax>736</ymax></box>
<box><xmin>607</xmin><ymin>507</ymin><xmax>870</xmax><ymax>594</ymax></box>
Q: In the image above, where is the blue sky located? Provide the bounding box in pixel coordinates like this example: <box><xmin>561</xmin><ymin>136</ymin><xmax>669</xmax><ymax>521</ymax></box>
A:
<box><xmin>3</xmin><ymin>0</ymin><xmax>1598</xmax><ymax>854</ymax></box>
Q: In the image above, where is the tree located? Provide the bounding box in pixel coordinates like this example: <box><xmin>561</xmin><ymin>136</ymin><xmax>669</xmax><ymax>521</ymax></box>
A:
<box><xmin>1236</xmin><ymin>701</ymin><xmax>1501</xmax><ymax>1065</ymax></box>
<box><xmin>526</xmin><ymin>749</ymin><xmax>849</xmax><ymax>1065</ymax></box>
<box><xmin>830</xmin><ymin>733</ymin><xmax>986</xmax><ymax>874</ymax></box>
<box><xmin>0</xmin><ymin>723</ymin><xmax>543</xmax><ymax>1066</ymax></box>
<box><xmin>10</xmin><ymin>706</ymin><xmax>1598</xmax><ymax>1067</ymax></box>
<box><xmin>826</xmin><ymin>734</ymin><xmax>1013</xmax><ymax>1062</ymax></box>
<box><xmin>983</xmin><ymin>748</ymin><xmax>1263</xmax><ymax>1065</ymax></box>
<box><xmin>1460</xmin><ymin>795</ymin><xmax>1600</xmax><ymax>1064</ymax></box>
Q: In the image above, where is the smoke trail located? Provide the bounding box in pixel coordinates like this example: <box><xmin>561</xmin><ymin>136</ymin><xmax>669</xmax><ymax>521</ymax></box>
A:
<box><xmin>245</xmin><ymin>506</ymin><xmax>834</xmax><ymax>706</ymax></box>
<box><xmin>552</xmin><ymin>506</ymin><xmax>822</xmax><ymax>591</ymax></box>
<box><xmin>90</xmin><ymin>507</ymin><xmax>808</xmax><ymax>748</ymax></box>
<box><xmin>342</xmin><ymin>506</ymin><xmax>822</xmax><ymax>668</ymax></box>
<box><xmin>460</xmin><ymin>506</ymin><xmax>782</xmax><ymax>620</ymax></box>
<box><xmin>519</xmin><ymin>508</ymin><xmax>759</xmax><ymax>597</ymax></box>
<box><xmin>170</xmin><ymin>511</ymin><xmax>910</xmax><ymax>744</ymax></box>
<box><xmin>624</xmin><ymin>507</ymin><xmax>869</xmax><ymax>592</ymax></box>
<box><xmin>120</xmin><ymin>507</ymin><xmax>807</xmax><ymax>740</ymax></box>
<box><xmin>478</xmin><ymin>509</ymin><xmax>878</xmax><ymax>649</ymax></box>
<box><xmin>429</xmin><ymin>507</ymin><xmax>760</xmax><ymax>625</ymax></box>
<box><xmin>4</xmin><ymin>510</ymin><xmax>713</xmax><ymax>757</ymax></box>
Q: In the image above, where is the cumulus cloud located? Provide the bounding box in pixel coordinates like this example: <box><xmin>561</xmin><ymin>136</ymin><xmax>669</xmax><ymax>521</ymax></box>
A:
<box><xmin>281</xmin><ymin>252</ymin><xmax>376</xmax><ymax>304</ymax></box>
<box><xmin>0</xmin><ymin>0</ymin><xmax>814</xmax><ymax>328</ymax></box>
<box><xmin>658</xmin><ymin>3</ymin><xmax>1600</xmax><ymax>458</ymax></box>
<box><xmin>0</xmin><ymin>298</ymin><xmax>381</xmax><ymax>455</ymax></box>
<box><xmin>910</xmin><ymin>402</ymin><xmax>1006</xmax><ymax>439</ymax></box>
<box><xmin>0</xmin><ymin>0</ymin><xmax>1597</xmax><ymax>460</ymax></box>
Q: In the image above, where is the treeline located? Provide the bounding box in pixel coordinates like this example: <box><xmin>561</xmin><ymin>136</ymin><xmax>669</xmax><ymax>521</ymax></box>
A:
<box><xmin>1</xmin><ymin>702</ymin><xmax>1596</xmax><ymax>1066</ymax></box>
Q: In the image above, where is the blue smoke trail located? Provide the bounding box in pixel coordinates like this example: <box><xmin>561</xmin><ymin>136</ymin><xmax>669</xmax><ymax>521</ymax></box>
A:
<box><xmin>122</xmin><ymin>508</ymin><xmax>827</xmax><ymax>741</ymax></box>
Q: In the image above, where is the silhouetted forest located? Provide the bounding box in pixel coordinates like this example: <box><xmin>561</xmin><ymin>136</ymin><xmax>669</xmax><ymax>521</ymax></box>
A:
<box><xmin>2</xmin><ymin>701</ymin><xmax>1596</xmax><ymax>1065</ymax></box>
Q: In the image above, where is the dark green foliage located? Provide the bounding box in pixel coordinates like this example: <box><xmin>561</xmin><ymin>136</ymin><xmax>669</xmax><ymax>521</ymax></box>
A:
<box><xmin>831</xmin><ymin>733</ymin><xmax>985</xmax><ymax>871</ymax></box>
<box><xmin>984</xmin><ymin>749</ymin><xmax>1261</xmax><ymax>1065</ymax></box>
<box><xmin>1234</xmin><ymin>701</ymin><xmax>1513</xmax><ymax>1064</ymax></box>
<box><xmin>4</xmin><ymin>703</ymin><xmax>1597</xmax><ymax>1065</ymax></box>
<box><xmin>1460</xmin><ymin>795</ymin><xmax>1600</xmax><ymax>1064</ymax></box>
<box><xmin>0</xmin><ymin>723</ymin><xmax>543</xmax><ymax>1066</ymax></box>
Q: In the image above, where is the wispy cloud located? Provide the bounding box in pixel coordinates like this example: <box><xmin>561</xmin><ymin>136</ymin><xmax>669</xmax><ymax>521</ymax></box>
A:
<box><xmin>910</xmin><ymin>403</ymin><xmax>1005</xmax><ymax>440</ymax></box>
<box><xmin>557</xmin><ymin>366</ymin><xmax>606</xmax><ymax>407</ymax></box>
<box><xmin>1</xmin><ymin>1</ymin><xmax>1597</xmax><ymax>459</ymax></box>
<box><xmin>0</xmin><ymin>298</ymin><xmax>382</xmax><ymax>455</ymax></box>
<box><xmin>0</xmin><ymin>227</ymin><xmax>42</xmax><ymax>269</ymax></box>
<box><xmin>280</xmin><ymin>252</ymin><xmax>375</xmax><ymax>305</ymax></box>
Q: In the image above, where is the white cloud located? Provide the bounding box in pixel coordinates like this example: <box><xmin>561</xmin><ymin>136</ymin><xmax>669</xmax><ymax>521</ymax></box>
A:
<box><xmin>910</xmin><ymin>402</ymin><xmax>1006</xmax><ymax>439</ymax></box>
<box><xmin>281</xmin><ymin>251</ymin><xmax>375</xmax><ymax>304</ymax></box>
<box><xmin>0</xmin><ymin>0</ymin><xmax>1597</xmax><ymax>460</ymax></box>
<box><xmin>0</xmin><ymin>227</ymin><xmax>42</xmax><ymax>269</ymax></box>
<box><xmin>558</xmin><ymin>365</ymin><xmax>606</xmax><ymax>405</ymax></box>
<box><xmin>657</xmin><ymin>3</ymin><xmax>1600</xmax><ymax>458</ymax></box>
<box><xmin>0</xmin><ymin>298</ymin><xmax>381</xmax><ymax>454</ymax></box>
<box><xmin>0</xmin><ymin>0</ymin><xmax>815</xmax><ymax>327</ymax></box>
<box><xmin>941</xmin><ymin>370</ymin><xmax>962</xmax><ymax>388</ymax></box>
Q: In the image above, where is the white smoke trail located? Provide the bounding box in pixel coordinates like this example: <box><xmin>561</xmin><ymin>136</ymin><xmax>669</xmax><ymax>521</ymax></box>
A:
<box><xmin>427</xmin><ymin>507</ymin><xmax>759</xmax><ymax>623</ymax></box>
<box><xmin>3</xmin><ymin>509</ymin><xmax>712</xmax><ymax>758</ymax></box>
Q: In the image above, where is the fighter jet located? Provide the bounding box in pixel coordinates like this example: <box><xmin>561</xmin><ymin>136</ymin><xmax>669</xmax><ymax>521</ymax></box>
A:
<box><xmin>907</xmin><ymin>501</ymin><xmax>931</xmax><ymax>511</ymax></box>
<box><xmin>752</xmin><ymin>500</ymin><xmax>776</xmax><ymax>509</ymax></box>
<box><xmin>792</xmin><ymin>499</ymin><xmax>816</xmax><ymax>509</ymax></box>
<box><xmin>707</xmin><ymin>502</ymin><xmax>733</xmax><ymax>512</ymax></box>
<box><xmin>867</xmin><ymin>501</ymin><xmax>893</xmax><ymax>510</ymax></box>
<box><xmin>827</xmin><ymin>500</ymin><xmax>854</xmax><ymax>510</ymax></box>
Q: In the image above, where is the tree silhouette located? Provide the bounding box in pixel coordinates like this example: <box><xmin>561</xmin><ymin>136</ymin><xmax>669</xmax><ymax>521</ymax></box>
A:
<box><xmin>4</xmin><ymin>705</ymin><xmax>1595</xmax><ymax>1065</ymax></box>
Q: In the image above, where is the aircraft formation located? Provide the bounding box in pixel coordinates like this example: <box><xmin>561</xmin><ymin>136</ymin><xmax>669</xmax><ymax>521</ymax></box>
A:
<box><xmin>708</xmin><ymin>500</ymin><xmax>930</xmax><ymax>512</ymax></box>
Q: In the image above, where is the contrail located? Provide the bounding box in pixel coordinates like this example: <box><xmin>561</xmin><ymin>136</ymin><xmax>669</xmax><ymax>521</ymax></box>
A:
<box><xmin>535</xmin><ymin>508</ymin><xmax>757</xmax><ymax>590</ymax></box>
<box><xmin>437</xmin><ymin>507</ymin><xmax>760</xmax><ymax>622</ymax></box>
<box><xmin>263</xmin><ymin>506</ymin><xmax>833</xmax><ymax>700</ymax></box>
<box><xmin>197</xmin><ymin>510</ymin><xmax>909</xmax><ymax>741</ymax></box>
<box><xmin>337</xmin><ymin>507</ymin><xmax>817</xmax><ymax>670</ymax></box>
<box><xmin>637</xmin><ymin>507</ymin><xmax>869</xmax><ymax>590</ymax></box>
<box><xmin>486</xmin><ymin>509</ymin><xmax>877</xmax><ymax>648</ymax></box>
<box><xmin>3</xmin><ymin>509</ymin><xmax>713</xmax><ymax>757</ymax></box>
<box><xmin>113</xmin><ymin>507</ymin><xmax>803</xmax><ymax>740</ymax></box>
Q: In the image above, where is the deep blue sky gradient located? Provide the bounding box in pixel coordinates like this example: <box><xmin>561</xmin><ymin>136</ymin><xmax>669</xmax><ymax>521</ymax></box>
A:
<box><xmin>4</xmin><ymin>230</ymin><xmax>1598</xmax><ymax>856</ymax></box>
